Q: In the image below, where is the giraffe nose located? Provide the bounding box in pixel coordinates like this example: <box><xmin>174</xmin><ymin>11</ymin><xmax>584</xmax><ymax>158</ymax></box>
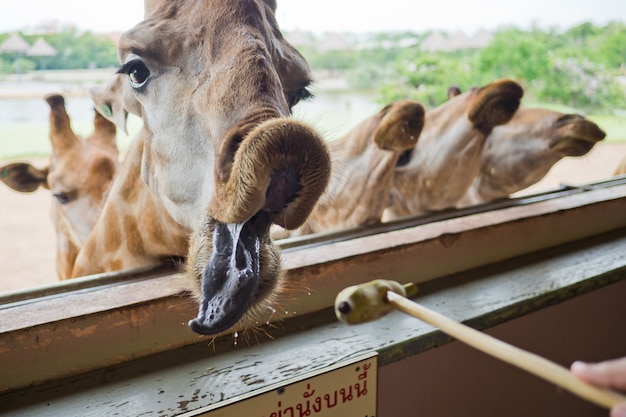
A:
<box><xmin>211</xmin><ymin>117</ymin><xmax>330</xmax><ymax>230</ymax></box>
<box><xmin>263</xmin><ymin>162</ymin><xmax>301</xmax><ymax>213</ymax></box>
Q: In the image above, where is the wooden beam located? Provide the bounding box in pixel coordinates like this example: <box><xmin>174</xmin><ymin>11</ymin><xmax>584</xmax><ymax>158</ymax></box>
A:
<box><xmin>1</xmin><ymin>184</ymin><xmax>626</xmax><ymax>393</ymax></box>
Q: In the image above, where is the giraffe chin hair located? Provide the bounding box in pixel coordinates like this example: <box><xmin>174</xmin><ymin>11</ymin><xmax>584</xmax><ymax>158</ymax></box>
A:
<box><xmin>189</xmin><ymin>219</ymin><xmax>262</xmax><ymax>336</ymax></box>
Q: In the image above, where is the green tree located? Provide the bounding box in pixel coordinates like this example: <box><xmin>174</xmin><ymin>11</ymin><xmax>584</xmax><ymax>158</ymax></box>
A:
<box><xmin>478</xmin><ymin>27</ymin><xmax>552</xmax><ymax>82</ymax></box>
<box><xmin>563</xmin><ymin>22</ymin><xmax>599</xmax><ymax>43</ymax></box>
<box><xmin>298</xmin><ymin>24</ymin><xmax>626</xmax><ymax>113</ymax></box>
<box><xmin>539</xmin><ymin>57</ymin><xmax>624</xmax><ymax>111</ymax></box>
<box><xmin>596</xmin><ymin>23</ymin><xmax>626</xmax><ymax>69</ymax></box>
<box><xmin>376</xmin><ymin>49</ymin><xmax>487</xmax><ymax>107</ymax></box>
<box><xmin>0</xmin><ymin>29</ymin><xmax>118</xmax><ymax>72</ymax></box>
<box><xmin>43</xmin><ymin>29</ymin><xmax>118</xmax><ymax>69</ymax></box>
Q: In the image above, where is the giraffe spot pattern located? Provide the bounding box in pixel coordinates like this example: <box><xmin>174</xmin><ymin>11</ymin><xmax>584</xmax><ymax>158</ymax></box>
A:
<box><xmin>124</xmin><ymin>214</ymin><xmax>146</xmax><ymax>257</ymax></box>
<box><xmin>104</xmin><ymin>205</ymin><xmax>122</xmax><ymax>253</ymax></box>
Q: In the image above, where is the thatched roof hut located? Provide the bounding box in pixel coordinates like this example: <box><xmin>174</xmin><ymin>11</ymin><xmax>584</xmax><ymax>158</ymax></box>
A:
<box><xmin>27</xmin><ymin>37</ymin><xmax>57</xmax><ymax>57</ymax></box>
<box><xmin>0</xmin><ymin>33</ymin><xmax>30</xmax><ymax>54</ymax></box>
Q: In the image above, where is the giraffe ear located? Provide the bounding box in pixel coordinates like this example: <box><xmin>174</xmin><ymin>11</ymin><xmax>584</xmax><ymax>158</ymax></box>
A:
<box><xmin>1</xmin><ymin>162</ymin><xmax>49</xmax><ymax>193</ymax></box>
<box><xmin>90</xmin><ymin>74</ymin><xmax>142</xmax><ymax>135</ymax></box>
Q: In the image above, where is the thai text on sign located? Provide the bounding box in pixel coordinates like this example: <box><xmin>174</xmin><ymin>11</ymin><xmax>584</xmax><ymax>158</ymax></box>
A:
<box><xmin>185</xmin><ymin>353</ymin><xmax>378</xmax><ymax>417</ymax></box>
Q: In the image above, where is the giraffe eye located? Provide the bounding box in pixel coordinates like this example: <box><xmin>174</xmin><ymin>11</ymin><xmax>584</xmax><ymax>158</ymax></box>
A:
<box><xmin>118</xmin><ymin>59</ymin><xmax>151</xmax><ymax>89</ymax></box>
<box><xmin>287</xmin><ymin>86</ymin><xmax>313</xmax><ymax>108</ymax></box>
<box><xmin>52</xmin><ymin>192</ymin><xmax>71</xmax><ymax>204</ymax></box>
<box><xmin>52</xmin><ymin>190</ymin><xmax>77</xmax><ymax>205</ymax></box>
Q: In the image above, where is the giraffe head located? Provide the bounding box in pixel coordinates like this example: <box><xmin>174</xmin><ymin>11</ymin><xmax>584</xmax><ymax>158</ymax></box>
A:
<box><xmin>91</xmin><ymin>0</ymin><xmax>331</xmax><ymax>335</ymax></box>
<box><xmin>467</xmin><ymin>107</ymin><xmax>606</xmax><ymax>203</ymax></box>
<box><xmin>0</xmin><ymin>94</ymin><xmax>119</xmax><ymax>279</ymax></box>
<box><xmin>386</xmin><ymin>78</ymin><xmax>524</xmax><ymax>217</ymax></box>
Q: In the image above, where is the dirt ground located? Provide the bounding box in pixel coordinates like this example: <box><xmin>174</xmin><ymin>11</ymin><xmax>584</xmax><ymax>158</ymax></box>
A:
<box><xmin>1</xmin><ymin>143</ymin><xmax>626</xmax><ymax>294</ymax></box>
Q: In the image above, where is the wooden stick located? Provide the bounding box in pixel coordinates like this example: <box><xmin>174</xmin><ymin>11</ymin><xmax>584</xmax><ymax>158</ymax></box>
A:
<box><xmin>386</xmin><ymin>290</ymin><xmax>626</xmax><ymax>409</ymax></box>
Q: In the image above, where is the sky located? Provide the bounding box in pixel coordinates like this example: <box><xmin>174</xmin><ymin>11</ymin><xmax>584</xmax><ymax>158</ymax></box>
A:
<box><xmin>0</xmin><ymin>0</ymin><xmax>624</xmax><ymax>35</ymax></box>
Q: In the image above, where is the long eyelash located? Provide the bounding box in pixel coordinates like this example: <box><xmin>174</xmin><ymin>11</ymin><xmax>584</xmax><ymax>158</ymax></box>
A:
<box><xmin>301</xmin><ymin>87</ymin><xmax>314</xmax><ymax>101</ymax></box>
<box><xmin>116</xmin><ymin>60</ymin><xmax>140</xmax><ymax>75</ymax></box>
<box><xmin>116</xmin><ymin>63</ymin><xmax>130</xmax><ymax>75</ymax></box>
<box><xmin>289</xmin><ymin>87</ymin><xmax>314</xmax><ymax>109</ymax></box>
<box><xmin>116</xmin><ymin>59</ymin><xmax>150</xmax><ymax>93</ymax></box>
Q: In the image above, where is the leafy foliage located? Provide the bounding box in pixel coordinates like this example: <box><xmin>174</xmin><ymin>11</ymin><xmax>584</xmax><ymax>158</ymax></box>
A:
<box><xmin>2</xmin><ymin>22</ymin><xmax>625</xmax><ymax>113</ymax></box>
<box><xmin>0</xmin><ymin>29</ymin><xmax>117</xmax><ymax>73</ymax></box>
<box><xmin>538</xmin><ymin>57</ymin><xmax>625</xmax><ymax>110</ymax></box>
<box><xmin>297</xmin><ymin>22</ymin><xmax>626</xmax><ymax>113</ymax></box>
<box><xmin>478</xmin><ymin>27</ymin><xmax>553</xmax><ymax>82</ymax></box>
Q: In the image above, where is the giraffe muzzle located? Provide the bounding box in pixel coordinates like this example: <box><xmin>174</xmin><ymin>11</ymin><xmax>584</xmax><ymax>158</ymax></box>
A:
<box><xmin>189</xmin><ymin>119</ymin><xmax>330</xmax><ymax>335</ymax></box>
<box><xmin>211</xmin><ymin>118</ymin><xmax>331</xmax><ymax>230</ymax></box>
<box><xmin>188</xmin><ymin>218</ymin><xmax>262</xmax><ymax>335</ymax></box>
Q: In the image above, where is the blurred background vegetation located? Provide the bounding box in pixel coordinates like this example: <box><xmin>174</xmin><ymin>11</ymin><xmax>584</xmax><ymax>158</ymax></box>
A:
<box><xmin>298</xmin><ymin>21</ymin><xmax>626</xmax><ymax>114</ymax></box>
<box><xmin>1</xmin><ymin>21</ymin><xmax>624</xmax><ymax>114</ymax></box>
<box><xmin>0</xmin><ymin>29</ymin><xmax>118</xmax><ymax>73</ymax></box>
<box><xmin>0</xmin><ymin>21</ymin><xmax>625</xmax><ymax>159</ymax></box>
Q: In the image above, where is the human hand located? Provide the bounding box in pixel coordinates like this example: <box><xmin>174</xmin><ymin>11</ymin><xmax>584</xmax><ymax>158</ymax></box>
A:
<box><xmin>571</xmin><ymin>357</ymin><xmax>626</xmax><ymax>417</ymax></box>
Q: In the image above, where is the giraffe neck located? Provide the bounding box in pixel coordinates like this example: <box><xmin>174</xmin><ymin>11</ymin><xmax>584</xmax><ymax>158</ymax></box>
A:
<box><xmin>72</xmin><ymin>134</ymin><xmax>189</xmax><ymax>277</ymax></box>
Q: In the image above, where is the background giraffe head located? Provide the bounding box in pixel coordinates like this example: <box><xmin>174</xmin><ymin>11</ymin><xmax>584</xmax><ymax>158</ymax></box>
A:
<box><xmin>1</xmin><ymin>94</ymin><xmax>119</xmax><ymax>279</ymax></box>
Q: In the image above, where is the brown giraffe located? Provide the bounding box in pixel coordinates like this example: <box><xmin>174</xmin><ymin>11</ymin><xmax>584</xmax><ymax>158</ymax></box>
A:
<box><xmin>272</xmin><ymin>99</ymin><xmax>425</xmax><ymax>238</ymax></box>
<box><xmin>384</xmin><ymin>79</ymin><xmax>523</xmax><ymax>220</ymax></box>
<box><xmin>72</xmin><ymin>0</ymin><xmax>331</xmax><ymax>336</ymax></box>
<box><xmin>460</xmin><ymin>106</ymin><xmax>606</xmax><ymax>205</ymax></box>
<box><xmin>1</xmin><ymin>94</ymin><xmax>118</xmax><ymax>279</ymax></box>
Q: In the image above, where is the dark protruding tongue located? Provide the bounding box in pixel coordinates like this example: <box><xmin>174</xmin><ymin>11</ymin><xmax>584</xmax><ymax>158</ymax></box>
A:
<box><xmin>189</xmin><ymin>220</ymin><xmax>261</xmax><ymax>335</ymax></box>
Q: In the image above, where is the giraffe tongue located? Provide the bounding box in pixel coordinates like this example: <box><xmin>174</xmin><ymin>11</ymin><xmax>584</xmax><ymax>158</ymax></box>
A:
<box><xmin>188</xmin><ymin>220</ymin><xmax>261</xmax><ymax>335</ymax></box>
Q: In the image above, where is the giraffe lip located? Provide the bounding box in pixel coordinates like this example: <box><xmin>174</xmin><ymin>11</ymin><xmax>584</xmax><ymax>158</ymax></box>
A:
<box><xmin>188</xmin><ymin>218</ymin><xmax>261</xmax><ymax>336</ymax></box>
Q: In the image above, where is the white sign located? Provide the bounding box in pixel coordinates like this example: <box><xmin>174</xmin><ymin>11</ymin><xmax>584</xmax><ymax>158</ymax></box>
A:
<box><xmin>181</xmin><ymin>353</ymin><xmax>378</xmax><ymax>417</ymax></box>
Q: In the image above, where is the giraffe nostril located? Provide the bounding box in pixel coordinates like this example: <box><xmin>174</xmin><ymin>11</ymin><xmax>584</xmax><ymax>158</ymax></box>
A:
<box><xmin>216</xmin><ymin>132</ymin><xmax>245</xmax><ymax>183</ymax></box>
<box><xmin>264</xmin><ymin>163</ymin><xmax>301</xmax><ymax>213</ymax></box>
<box><xmin>211</xmin><ymin>117</ymin><xmax>330</xmax><ymax>227</ymax></box>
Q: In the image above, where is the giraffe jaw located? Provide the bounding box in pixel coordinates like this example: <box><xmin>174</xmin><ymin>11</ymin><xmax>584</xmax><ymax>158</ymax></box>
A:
<box><xmin>188</xmin><ymin>217</ymin><xmax>263</xmax><ymax>335</ymax></box>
